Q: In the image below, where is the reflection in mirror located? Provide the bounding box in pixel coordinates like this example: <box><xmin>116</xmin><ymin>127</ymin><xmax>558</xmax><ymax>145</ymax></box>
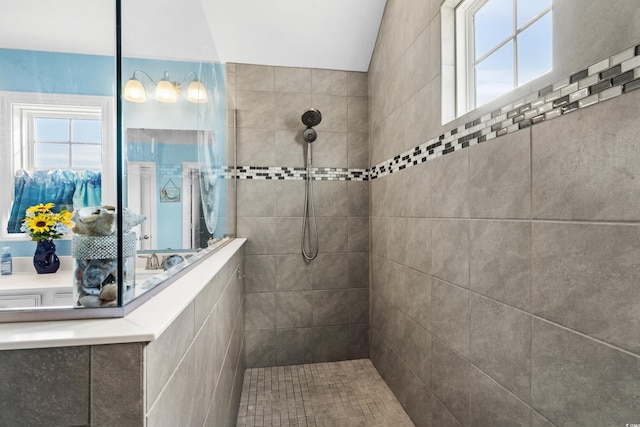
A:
<box><xmin>0</xmin><ymin>0</ymin><xmax>235</xmax><ymax>318</ymax></box>
<box><xmin>126</xmin><ymin>128</ymin><xmax>226</xmax><ymax>252</ymax></box>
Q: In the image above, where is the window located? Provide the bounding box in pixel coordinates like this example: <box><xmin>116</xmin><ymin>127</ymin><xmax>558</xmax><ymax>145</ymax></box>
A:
<box><xmin>450</xmin><ymin>0</ymin><xmax>552</xmax><ymax>115</ymax></box>
<box><xmin>27</xmin><ymin>110</ymin><xmax>103</xmax><ymax>171</ymax></box>
<box><xmin>0</xmin><ymin>92</ymin><xmax>115</xmax><ymax>239</ymax></box>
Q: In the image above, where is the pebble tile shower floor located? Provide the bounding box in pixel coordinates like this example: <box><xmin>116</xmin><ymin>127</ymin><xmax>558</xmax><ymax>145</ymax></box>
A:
<box><xmin>236</xmin><ymin>359</ymin><xmax>414</xmax><ymax>427</ymax></box>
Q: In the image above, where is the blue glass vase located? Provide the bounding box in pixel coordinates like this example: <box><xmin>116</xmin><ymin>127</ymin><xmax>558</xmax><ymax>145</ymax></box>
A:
<box><xmin>33</xmin><ymin>239</ymin><xmax>60</xmax><ymax>274</ymax></box>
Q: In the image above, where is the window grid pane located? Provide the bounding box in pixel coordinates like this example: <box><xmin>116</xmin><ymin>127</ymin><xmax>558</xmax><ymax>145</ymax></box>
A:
<box><xmin>34</xmin><ymin>143</ymin><xmax>70</xmax><ymax>169</ymax></box>
<box><xmin>517</xmin><ymin>11</ymin><xmax>553</xmax><ymax>86</ymax></box>
<box><xmin>34</xmin><ymin>118</ymin><xmax>70</xmax><ymax>142</ymax></box>
<box><xmin>474</xmin><ymin>0</ymin><xmax>514</xmax><ymax>60</ymax></box>
<box><xmin>71</xmin><ymin>119</ymin><xmax>102</xmax><ymax>143</ymax></box>
<box><xmin>470</xmin><ymin>0</ymin><xmax>552</xmax><ymax>109</ymax></box>
<box><xmin>475</xmin><ymin>40</ymin><xmax>515</xmax><ymax>107</ymax></box>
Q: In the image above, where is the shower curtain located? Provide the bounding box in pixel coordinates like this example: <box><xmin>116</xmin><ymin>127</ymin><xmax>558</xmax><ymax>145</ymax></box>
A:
<box><xmin>7</xmin><ymin>169</ymin><xmax>102</xmax><ymax>233</ymax></box>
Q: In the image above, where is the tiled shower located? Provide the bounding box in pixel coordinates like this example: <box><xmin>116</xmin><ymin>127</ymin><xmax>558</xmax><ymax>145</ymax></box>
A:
<box><xmin>231</xmin><ymin>64</ymin><xmax>371</xmax><ymax>367</ymax></box>
<box><xmin>234</xmin><ymin>0</ymin><xmax>640</xmax><ymax>426</ymax></box>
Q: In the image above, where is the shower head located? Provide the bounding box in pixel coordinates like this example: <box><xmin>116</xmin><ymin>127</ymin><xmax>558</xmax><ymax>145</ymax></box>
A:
<box><xmin>301</xmin><ymin>108</ymin><xmax>322</xmax><ymax>127</ymax></box>
<box><xmin>303</xmin><ymin>127</ymin><xmax>317</xmax><ymax>143</ymax></box>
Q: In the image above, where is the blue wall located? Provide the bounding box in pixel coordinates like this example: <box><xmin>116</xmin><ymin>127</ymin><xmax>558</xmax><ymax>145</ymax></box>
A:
<box><xmin>0</xmin><ymin>49</ymin><xmax>228</xmax><ymax>257</ymax></box>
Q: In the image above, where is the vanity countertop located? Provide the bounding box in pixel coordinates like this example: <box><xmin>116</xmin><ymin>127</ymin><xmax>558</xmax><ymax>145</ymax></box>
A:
<box><xmin>0</xmin><ymin>272</ymin><xmax>73</xmax><ymax>292</ymax></box>
<box><xmin>0</xmin><ymin>238</ymin><xmax>245</xmax><ymax>351</ymax></box>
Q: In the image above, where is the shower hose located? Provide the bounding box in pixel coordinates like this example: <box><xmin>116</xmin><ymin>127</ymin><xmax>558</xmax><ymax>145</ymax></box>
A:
<box><xmin>301</xmin><ymin>142</ymin><xmax>319</xmax><ymax>261</ymax></box>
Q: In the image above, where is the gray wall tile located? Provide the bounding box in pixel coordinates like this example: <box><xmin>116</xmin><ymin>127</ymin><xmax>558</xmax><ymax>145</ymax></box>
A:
<box><xmin>311</xmin><ymin>131</ymin><xmax>348</xmax><ymax>168</ymax></box>
<box><xmin>348</xmin><ymin>180</ymin><xmax>369</xmax><ymax>217</ymax></box>
<box><xmin>348</xmin><ymin>289</ymin><xmax>369</xmax><ymax>324</ymax></box>
<box><xmin>402</xmin><ymin>317</ymin><xmax>432</xmax><ymax>387</ymax></box>
<box><xmin>237</xmin><ymin>127</ymin><xmax>275</xmax><ymax>166</ymax></box>
<box><xmin>348</xmin><ymin>252</ymin><xmax>369</xmax><ymax>288</ymax></box>
<box><xmin>313</xmin><ymin>325</ymin><xmax>349</xmax><ymax>362</ymax></box>
<box><xmin>317</xmin><ymin>216</ymin><xmax>348</xmax><ymax>253</ymax></box>
<box><xmin>275</xmin><ymin>129</ymin><xmax>306</xmax><ymax>167</ymax></box>
<box><xmin>237</xmin><ymin>217</ymin><xmax>276</xmax><ymax>255</ymax></box>
<box><xmin>403</xmin><ymin>269</ymin><xmax>432</xmax><ymax>331</ymax></box>
<box><xmin>245</xmin><ymin>255</ymin><xmax>276</xmax><ymax>293</ymax></box>
<box><xmin>244</xmin><ymin>292</ymin><xmax>276</xmax><ymax>331</ymax></box>
<box><xmin>146</xmin><ymin>346</ymin><xmax>196</xmax><ymax>427</ymax></box>
<box><xmin>275</xmin><ymin>180</ymin><xmax>304</xmax><ymax>217</ymax></box>
<box><xmin>312</xmin><ymin>253</ymin><xmax>348</xmax><ymax>289</ymax></box>
<box><xmin>347</xmin><ymin>72</ymin><xmax>368</xmax><ymax>97</ymax></box>
<box><xmin>275</xmin><ymin>92</ymin><xmax>312</xmax><ymax>129</ymax></box>
<box><xmin>432</xmin><ymin>339</ymin><xmax>470</xmax><ymax>427</ymax></box>
<box><xmin>532</xmin><ymin>319</ymin><xmax>640</xmax><ymax>426</ymax></box>
<box><xmin>470</xmin><ymin>366</ymin><xmax>532</xmax><ymax>427</ymax></box>
<box><xmin>405</xmin><ymin>217</ymin><xmax>431</xmax><ymax>274</ymax></box>
<box><xmin>469</xmin><ymin>130</ymin><xmax>531</xmax><ymax>219</ymax></box>
<box><xmin>274</xmin><ymin>217</ymin><xmax>303</xmax><ymax>254</ymax></box>
<box><xmin>404</xmin><ymin>162</ymin><xmax>431</xmax><ymax>218</ymax></box>
<box><xmin>532</xmin><ymin>222</ymin><xmax>640</xmax><ymax>353</ymax></box>
<box><xmin>470</xmin><ymin>295</ymin><xmax>532</xmax><ymax>403</ymax></box>
<box><xmin>0</xmin><ymin>346</ymin><xmax>90</xmax><ymax>426</ymax></box>
<box><xmin>314</xmin><ymin>180</ymin><xmax>348</xmax><ymax>217</ymax></box>
<box><xmin>348</xmin><ymin>217</ymin><xmax>369</xmax><ymax>252</ymax></box>
<box><xmin>275</xmin><ymin>67</ymin><xmax>311</xmax><ymax>93</ymax></box>
<box><xmin>276</xmin><ymin>254</ymin><xmax>312</xmax><ymax>291</ymax></box>
<box><xmin>470</xmin><ymin>220</ymin><xmax>530</xmax><ymax>311</ymax></box>
<box><xmin>348</xmin><ymin>96</ymin><xmax>369</xmax><ymax>133</ymax></box>
<box><xmin>432</xmin><ymin>398</ymin><xmax>463</xmax><ymax>427</ymax></box>
<box><xmin>348</xmin><ymin>323</ymin><xmax>369</xmax><ymax>359</ymax></box>
<box><xmin>432</xmin><ymin>279</ymin><xmax>470</xmax><ymax>357</ymax></box>
<box><xmin>276</xmin><ymin>291</ymin><xmax>313</xmax><ymax>328</ymax></box>
<box><xmin>146</xmin><ymin>303</ymin><xmax>195</xmax><ymax>410</ymax></box>
<box><xmin>312</xmin><ymin>94</ymin><xmax>348</xmax><ymax>132</ymax></box>
<box><xmin>276</xmin><ymin>328</ymin><xmax>314</xmax><ymax>365</ymax></box>
<box><xmin>431</xmin><ymin>148</ymin><xmax>469</xmax><ymax>218</ymax></box>
<box><xmin>387</xmin><ymin>217</ymin><xmax>408</xmax><ymax>263</ymax></box>
<box><xmin>432</xmin><ymin>219</ymin><xmax>470</xmax><ymax>288</ymax></box>
<box><xmin>348</xmin><ymin>132</ymin><xmax>369</xmax><ymax>169</ymax></box>
<box><xmin>237</xmin><ymin>180</ymin><xmax>275</xmax><ymax>217</ymax></box>
<box><xmin>245</xmin><ymin>330</ymin><xmax>276</xmax><ymax>368</ymax></box>
<box><xmin>313</xmin><ymin>289</ymin><xmax>349</xmax><ymax>326</ymax></box>
<box><xmin>236</xmin><ymin>90</ymin><xmax>275</xmax><ymax>129</ymax></box>
<box><xmin>236</xmin><ymin>64</ymin><xmax>275</xmax><ymax>92</ymax></box>
<box><xmin>312</xmin><ymin>69</ymin><xmax>348</xmax><ymax>95</ymax></box>
<box><xmin>532</xmin><ymin>90</ymin><xmax>640</xmax><ymax>221</ymax></box>
<box><xmin>91</xmin><ymin>343</ymin><xmax>144</xmax><ymax>427</ymax></box>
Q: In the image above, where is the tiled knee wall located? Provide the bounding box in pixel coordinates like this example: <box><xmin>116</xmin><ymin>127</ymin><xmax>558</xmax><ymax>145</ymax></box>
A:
<box><xmin>229</xmin><ymin>63</ymin><xmax>371</xmax><ymax>368</ymax></box>
<box><xmin>0</xmin><ymin>247</ymin><xmax>245</xmax><ymax>427</ymax></box>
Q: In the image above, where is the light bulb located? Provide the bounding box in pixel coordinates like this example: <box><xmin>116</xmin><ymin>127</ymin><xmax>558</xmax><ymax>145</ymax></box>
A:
<box><xmin>187</xmin><ymin>80</ymin><xmax>208</xmax><ymax>103</ymax></box>
<box><xmin>123</xmin><ymin>78</ymin><xmax>147</xmax><ymax>103</ymax></box>
<box><xmin>155</xmin><ymin>79</ymin><xmax>178</xmax><ymax>103</ymax></box>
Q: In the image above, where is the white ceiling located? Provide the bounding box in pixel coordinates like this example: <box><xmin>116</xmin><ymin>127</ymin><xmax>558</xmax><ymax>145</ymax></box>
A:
<box><xmin>0</xmin><ymin>0</ymin><xmax>386</xmax><ymax>72</ymax></box>
<box><xmin>203</xmin><ymin>0</ymin><xmax>387</xmax><ymax>71</ymax></box>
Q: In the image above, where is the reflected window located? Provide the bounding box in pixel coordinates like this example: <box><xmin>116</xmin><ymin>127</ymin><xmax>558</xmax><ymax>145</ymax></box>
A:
<box><xmin>455</xmin><ymin>0</ymin><xmax>552</xmax><ymax>110</ymax></box>
<box><xmin>29</xmin><ymin>112</ymin><xmax>103</xmax><ymax>171</ymax></box>
<box><xmin>0</xmin><ymin>92</ymin><xmax>115</xmax><ymax>239</ymax></box>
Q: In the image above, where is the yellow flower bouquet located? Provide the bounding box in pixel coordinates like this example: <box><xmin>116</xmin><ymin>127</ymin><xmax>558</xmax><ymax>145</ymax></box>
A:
<box><xmin>20</xmin><ymin>203</ymin><xmax>73</xmax><ymax>242</ymax></box>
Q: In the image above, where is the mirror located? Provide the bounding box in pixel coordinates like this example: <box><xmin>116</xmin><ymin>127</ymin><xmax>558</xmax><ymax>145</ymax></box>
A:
<box><xmin>0</xmin><ymin>0</ymin><xmax>234</xmax><ymax>316</ymax></box>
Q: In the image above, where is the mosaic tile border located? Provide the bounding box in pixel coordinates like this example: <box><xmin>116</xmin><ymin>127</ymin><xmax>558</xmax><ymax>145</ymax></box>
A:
<box><xmin>232</xmin><ymin>166</ymin><xmax>369</xmax><ymax>181</ymax></box>
<box><xmin>369</xmin><ymin>43</ymin><xmax>640</xmax><ymax>180</ymax></box>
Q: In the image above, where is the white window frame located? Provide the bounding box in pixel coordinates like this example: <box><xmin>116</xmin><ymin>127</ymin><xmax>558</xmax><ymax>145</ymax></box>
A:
<box><xmin>0</xmin><ymin>92</ymin><xmax>115</xmax><ymax>240</ymax></box>
<box><xmin>442</xmin><ymin>0</ymin><xmax>552</xmax><ymax>120</ymax></box>
<box><xmin>22</xmin><ymin>107</ymin><xmax>103</xmax><ymax>171</ymax></box>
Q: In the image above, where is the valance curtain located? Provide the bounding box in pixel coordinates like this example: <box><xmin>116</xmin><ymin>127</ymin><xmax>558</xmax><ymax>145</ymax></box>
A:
<box><xmin>7</xmin><ymin>169</ymin><xmax>102</xmax><ymax>233</ymax></box>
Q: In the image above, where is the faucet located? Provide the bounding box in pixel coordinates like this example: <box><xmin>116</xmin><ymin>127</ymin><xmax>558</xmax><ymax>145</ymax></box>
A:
<box><xmin>145</xmin><ymin>253</ymin><xmax>160</xmax><ymax>270</ymax></box>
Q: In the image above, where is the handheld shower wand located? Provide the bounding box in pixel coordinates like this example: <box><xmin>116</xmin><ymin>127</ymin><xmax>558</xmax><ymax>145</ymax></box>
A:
<box><xmin>300</xmin><ymin>108</ymin><xmax>322</xmax><ymax>262</ymax></box>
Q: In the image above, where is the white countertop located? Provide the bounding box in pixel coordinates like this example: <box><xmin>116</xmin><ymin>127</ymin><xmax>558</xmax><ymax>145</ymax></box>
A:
<box><xmin>0</xmin><ymin>238</ymin><xmax>245</xmax><ymax>351</ymax></box>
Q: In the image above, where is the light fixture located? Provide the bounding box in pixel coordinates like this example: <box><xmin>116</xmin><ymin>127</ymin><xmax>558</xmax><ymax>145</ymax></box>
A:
<box><xmin>123</xmin><ymin>70</ymin><xmax>208</xmax><ymax>104</ymax></box>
